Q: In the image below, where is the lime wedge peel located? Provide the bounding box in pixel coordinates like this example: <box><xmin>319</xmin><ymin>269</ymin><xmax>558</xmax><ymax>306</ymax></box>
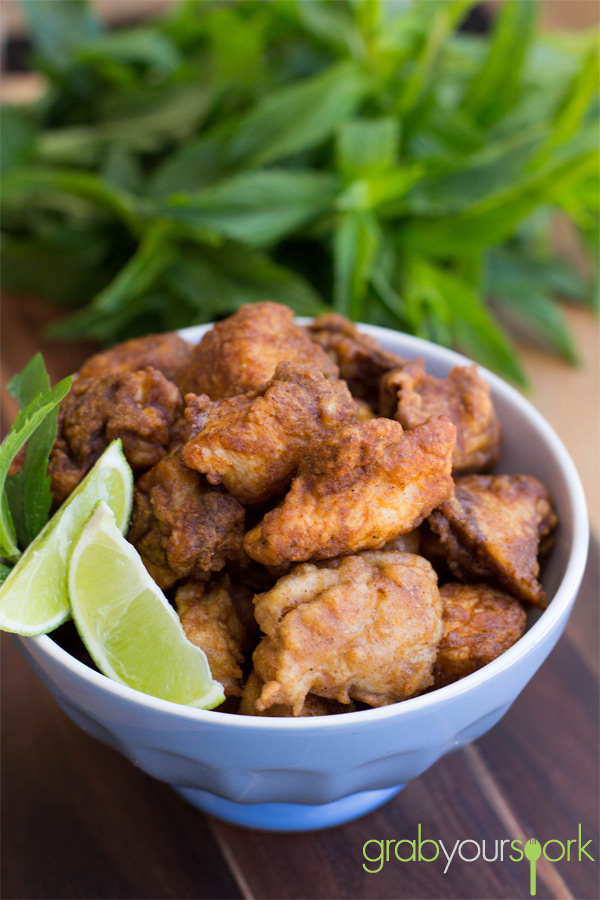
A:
<box><xmin>68</xmin><ymin>500</ymin><xmax>225</xmax><ymax>711</ymax></box>
<box><xmin>0</xmin><ymin>440</ymin><xmax>133</xmax><ymax>636</ymax></box>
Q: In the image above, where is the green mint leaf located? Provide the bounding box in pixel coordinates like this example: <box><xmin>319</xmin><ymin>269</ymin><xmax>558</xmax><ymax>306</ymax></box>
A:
<box><xmin>36</xmin><ymin>83</ymin><xmax>214</xmax><ymax>166</ymax></box>
<box><xmin>146</xmin><ymin>130</ymin><xmax>233</xmax><ymax>198</ymax></box>
<box><xmin>227</xmin><ymin>61</ymin><xmax>371</xmax><ymax>168</ymax></box>
<box><xmin>151</xmin><ymin>170</ymin><xmax>339</xmax><ymax>247</ymax></box>
<box><xmin>0</xmin><ymin>374</ymin><xmax>72</xmax><ymax>561</ymax></box>
<box><xmin>0</xmin><ymin>227</ymin><xmax>114</xmax><ymax>308</ymax></box>
<box><xmin>337</xmin><ymin>117</ymin><xmax>400</xmax><ymax>179</ymax></box>
<box><xmin>402</xmin><ymin>132</ymin><xmax>543</xmax><ymax>217</ymax></box>
<box><xmin>0</xmin><ymin>108</ymin><xmax>37</xmax><ymax>176</ymax></box>
<box><xmin>19</xmin><ymin>0</ymin><xmax>102</xmax><ymax>73</ymax></box>
<box><xmin>399</xmin><ymin>142</ymin><xmax>599</xmax><ymax>256</ymax></box>
<box><xmin>5</xmin><ymin>354</ymin><xmax>64</xmax><ymax>548</ymax></box>
<box><xmin>1</xmin><ymin>169</ymin><xmax>140</xmax><ymax>232</ymax></box>
<box><xmin>295</xmin><ymin>0</ymin><xmax>365</xmax><ymax>57</ymax></box>
<box><xmin>493</xmin><ymin>288</ymin><xmax>579</xmax><ymax>364</ymax></box>
<box><xmin>48</xmin><ymin>225</ymin><xmax>173</xmax><ymax>340</ymax></box>
<box><xmin>166</xmin><ymin>242</ymin><xmax>325</xmax><ymax>319</ymax></box>
<box><xmin>396</xmin><ymin>0</ymin><xmax>478</xmax><ymax>116</ymax></box>
<box><xmin>485</xmin><ymin>246</ymin><xmax>581</xmax><ymax>361</ymax></box>
<box><xmin>461</xmin><ymin>0</ymin><xmax>537</xmax><ymax>128</ymax></box>
<box><xmin>403</xmin><ymin>256</ymin><xmax>527</xmax><ymax>385</ymax></box>
<box><xmin>545</xmin><ymin>44</ymin><xmax>600</xmax><ymax>152</ymax></box>
<box><xmin>334</xmin><ymin>210</ymin><xmax>381</xmax><ymax>320</ymax></box>
<box><xmin>101</xmin><ymin>146</ymin><xmax>143</xmax><ymax>194</ymax></box>
<box><xmin>0</xmin><ymin>563</ymin><xmax>11</xmax><ymax>585</ymax></box>
<box><xmin>75</xmin><ymin>26</ymin><xmax>182</xmax><ymax>73</ymax></box>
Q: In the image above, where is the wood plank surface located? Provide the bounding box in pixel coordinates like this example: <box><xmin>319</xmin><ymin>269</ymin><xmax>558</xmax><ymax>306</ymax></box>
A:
<box><xmin>0</xmin><ymin>634</ymin><xmax>243</xmax><ymax>900</ymax></box>
<box><xmin>1</xmin><ymin>293</ymin><xmax>599</xmax><ymax>900</ymax></box>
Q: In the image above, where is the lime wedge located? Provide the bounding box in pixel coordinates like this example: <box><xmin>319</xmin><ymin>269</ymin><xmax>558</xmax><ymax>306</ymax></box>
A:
<box><xmin>68</xmin><ymin>501</ymin><xmax>225</xmax><ymax>709</ymax></box>
<box><xmin>0</xmin><ymin>440</ymin><xmax>132</xmax><ymax>636</ymax></box>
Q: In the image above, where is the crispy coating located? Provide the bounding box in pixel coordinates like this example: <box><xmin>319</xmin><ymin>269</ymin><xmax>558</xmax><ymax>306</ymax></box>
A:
<box><xmin>252</xmin><ymin>551</ymin><xmax>442</xmax><ymax>714</ymax></box>
<box><xmin>224</xmin><ymin>579</ymin><xmax>262</xmax><ymax>652</ymax></box>
<box><xmin>433</xmin><ymin>583</ymin><xmax>527</xmax><ymax>688</ymax></box>
<box><xmin>244</xmin><ymin>416</ymin><xmax>456</xmax><ymax>566</ymax></box>
<box><xmin>128</xmin><ymin>451</ymin><xmax>245</xmax><ymax>589</ymax></box>
<box><xmin>77</xmin><ymin>333</ymin><xmax>193</xmax><ymax>383</ymax></box>
<box><xmin>428</xmin><ymin>474</ymin><xmax>557</xmax><ymax>608</ymax></box>
<box><xmin>380</xmin><ymin>360</ymin><xmax>501</xmax><ymax>475</ymax></box>
<box><xmin>178</xmin><ymin>302</ymin><xmax>338</xmax><ymax>399</ymax></box>
<box><xmin>44</xmin><ymin>438</ymin><xmax>83</xmax><ymax>505</ymax></box>
<box><xmin>353</xmin><ymin>399</ymin><xmax>376</xmax><ymax>421</ymax></box>
<box><xmin>308</xmin><ymin>313</ymin><xmax>405</xmax><ymax>408</ymax></box>
<box><xmin>239</xmin><ymin>670</ymin><xmax>355</xmax><ymax>717</ymax></box>
<box><xmin>417</xmin><ymin>521</ymin><xmax>452</xmax><ymax>579</ymax></box>
<box><xmin>382</xmin><ymin>529</ymin><xmax>421</xmax><ymax>555</ymax></box>
<box><xmin>48</xmin><ymin>367</ymin><xmax>183</xmax><ymax>503</ymax></box>
<box><xmin>181</xmin><ymin>363</ymin><xmax>355</xmax><ymax>504</ymax></box>
<box><xmin>176</xmin><ymin>579</ymin><xmax>246</xmax><ymax>697</ymax></box>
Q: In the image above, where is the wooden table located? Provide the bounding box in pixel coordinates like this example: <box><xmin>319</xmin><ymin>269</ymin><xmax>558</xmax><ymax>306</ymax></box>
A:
<box><xmin>1</xmin><ymin>293</ymin><xmax>598</xmax><ymax>900</ymax></box>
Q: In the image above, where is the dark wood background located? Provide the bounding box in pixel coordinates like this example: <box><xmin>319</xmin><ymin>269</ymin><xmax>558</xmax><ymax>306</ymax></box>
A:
<box><xmin>1</xmin><ymin>294</ymin><xmax>599</xmax><ymax>900</ymax></box>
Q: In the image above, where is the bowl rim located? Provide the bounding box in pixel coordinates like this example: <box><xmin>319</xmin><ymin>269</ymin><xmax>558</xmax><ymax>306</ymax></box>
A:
<box><xmin>26</xmin><ymin>321</ymin><xmax>589</xmax><ymax>728</ymax></box>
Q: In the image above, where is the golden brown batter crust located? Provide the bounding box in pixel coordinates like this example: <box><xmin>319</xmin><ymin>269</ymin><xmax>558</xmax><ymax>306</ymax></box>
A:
<box><xmin>252</xmin><ymin>551</ymin><xmax>442</xmax><ymax>715</ymax></box>
<box><xmin>178</xmin><ymin>302</ymin><xmax>338</xmax><ymax>399</ymax></box>
<box><xmin>244</xmin><ymin>416</ymin><xmax>456</xmax><ymax>566</ymax></box>
<box><xmin>433</xmin><ymin>582</ymin><xmax>527</xmax><ymax>687</ymax></box>
<box><xmin>429</xmin><ymin>474</ymin><xmax>557</xmax><ymax>607</ymax></box>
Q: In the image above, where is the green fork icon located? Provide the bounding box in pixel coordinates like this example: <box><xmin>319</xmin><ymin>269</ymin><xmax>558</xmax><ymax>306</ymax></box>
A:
<box><xmin>524</xmin><ymin>838</ymin><xmax>542</xmax><ymax>896</ymax></box>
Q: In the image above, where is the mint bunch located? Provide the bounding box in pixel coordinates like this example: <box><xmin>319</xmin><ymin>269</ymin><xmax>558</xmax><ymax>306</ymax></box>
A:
<box><xmin>1</xmin><ymin>0</ymin><xmax>598</xmax><ymax>385</ymax></box>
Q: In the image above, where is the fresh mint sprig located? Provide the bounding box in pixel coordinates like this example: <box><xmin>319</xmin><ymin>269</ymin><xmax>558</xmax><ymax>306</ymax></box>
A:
<box><xmin>0</xmin><ymin>0</ymin><xmax>597</xmax><ymax>384</ymax></box>
<box><xmin>0</xmin><ymin>356</ymin><xmax>71</xmax><ymax>563</ymax></box>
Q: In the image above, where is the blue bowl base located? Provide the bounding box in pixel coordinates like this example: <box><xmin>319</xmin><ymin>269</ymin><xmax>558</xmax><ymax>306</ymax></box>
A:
<box><xmin>173</xmin><ymin>784</ymin><xmax>404</xmax><ymax>832</ymax></box>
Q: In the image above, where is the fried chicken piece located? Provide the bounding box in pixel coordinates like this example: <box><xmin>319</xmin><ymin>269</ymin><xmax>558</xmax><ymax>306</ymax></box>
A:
<box><xmin>47</xmin><ymin>437</ymin><xmax>86</xmax><ymax>505</ymax></box>
<box><xmin>225</xmin><ymin>579</ymin><xmax>262</xmax><ymax>652</ymax></box>
<box><xmin>428</xmin><ymin>474</ymin><xmax>557</xmax><ymax>608</ymax></box>
<box><xmin>382</xmin><ymin>529</ymin><xmax>421</xmax><ymax>555</ymax></box>
<box><xmin>380</xmin><ymin>360</ymin><xmax>501</xmax><ymax>475</ymax></box>
<box><xmin>182</xmin><ymin>362</ymin><xmax>355</xmax><ymax>504</ymax></box>
<box><xmin>239</xmin><ymin>670</ymin><xmax>356</xmax><ymax>717</ymax></box>
<box><xmin>244</xmin><ymin>416</ymin><xmax>456</xmax><ymax>566</ymax></box>
<box><xmin>176</xmin><ymin>579</ymin><xmax>246</xmax><ymax>697</ymax></box>
<box><xmin>128</xmin><ymin>451</ymin><xmax>245</xmax><ymax>589</ymax></box>
<box><xmin>417</xmin><ymin>521</ymin><xmax>452</xmax><ymax>580</ymax></box>
<box><xmin>48</xmin><ymin>367</ymin><xmax>183</xmax><ymax>503</ymax></box>
<box><xmin>178</xmin><ymin>302</ymin><xmax>338</xmax><ymax>399</ymax></box>
<box><xmin>353</xmin><ymin>399</ymin><xmax>376</xmax><ymax>421</ymax></box>
<box><xmin>77</xmin><ymin>333</ymin><xmax>193</xmax><ymax>383</ymax></box>
<box><xmin>252</xmin><ymin>551</ymin><xmax>442</xmax><ymax>714</ymax></box>
<box><xmin>308</xmin><ymin>313</ymin><xmax>405</xmax><ymax>409</ymax></box>
<box><xmin>433</xmin><ymin>583</ymin><xmax>527</xmax><ymax>688</ymax></box>
<box><xmin>222</xmin><ymin>558</ymin><xmax>277</xmax><ymax>650</ymax></box>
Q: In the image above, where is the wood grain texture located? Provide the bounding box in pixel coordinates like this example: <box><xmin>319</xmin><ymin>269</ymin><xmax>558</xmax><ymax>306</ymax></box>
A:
<box><xmin>475</xmin><ymin>576</ymin><xmax>600</xmax><ymax>900</ymax></box>
<box><xmin>209</xmin><ymin>742</ymin><xmax>577</xmax><ymax>900</ymax></box>
<box><xmin>0</xmin><ymin>634</ymin><xmax>243</xmax><ymax>900</ymax></box>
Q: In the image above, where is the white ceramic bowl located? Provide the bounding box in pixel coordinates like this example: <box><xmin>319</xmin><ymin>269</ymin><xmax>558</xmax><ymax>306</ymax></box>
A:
<box><xmin>15</xmin><ymin>323</ymin><xmax>589</xmax><ymax>832</ymax></box>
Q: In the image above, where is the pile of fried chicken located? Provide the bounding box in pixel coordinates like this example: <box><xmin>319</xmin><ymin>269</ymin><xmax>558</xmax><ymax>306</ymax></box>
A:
<box><xmin>44</xmin><ymin>302</ymin><xmax>558</xmax><ymax>716</ymax></box>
